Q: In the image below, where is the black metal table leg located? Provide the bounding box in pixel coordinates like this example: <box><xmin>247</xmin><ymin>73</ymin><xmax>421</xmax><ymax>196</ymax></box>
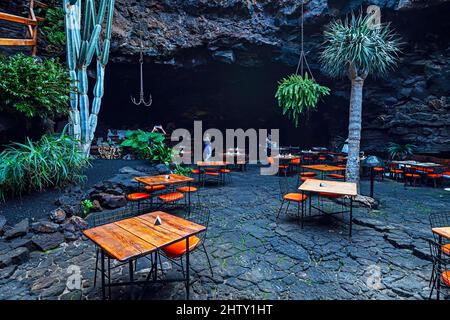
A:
<box><xmin>186</xmin><ymin>237</ymin><xmax>190</xmax><ymax>300</ymax></box>
<box><xmin>437</xmin><ymin>235</ymin><xmax>442</xmax><ymax>300</ymax></box>
<box><xmin>370</xmin><ymin>167</ymin><xmax>375</xmax><ymax>198</ymax></box>
<box><xmin>188</xmin><ymin>181</ymin><xmax>191</xmax><ymax>217</ymax></box>
<box><xmin>154</xmin><ymin>251</ymin><xmax>158</xmax><ymax>281</ymax></box>
<box><xmin>309</xmin><ymin>193</ymin><xmax>312</xmax><ymax>216</ymax></box>
<box><xmin>349</xmin><ymin>197</ymin><xmax>353</xmax><ymax>238</ymax></box>
<box><xmin>129</xmin><ymin>260</ymin><xmax>134</xmax><ymax>299</ymax></box>
<box><xmin>101</xmin><ymin>250</ymin><xmax>106</xmax><ymax>300</ymax></box>
<box><xmin>108</xmin><ymin>257</ymin><xmax>111</xmax><ymax>299</ymax></box>
<box><xmin>301</xmin><ymin>191</ymin><xmax>305</xmax><ymax>228</ymax></box>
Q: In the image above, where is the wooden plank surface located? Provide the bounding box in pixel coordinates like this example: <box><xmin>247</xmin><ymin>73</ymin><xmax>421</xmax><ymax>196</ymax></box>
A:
<box><xmin>115</xmin><ymin>218</ymin><xmax>182</xmax><ymax>248</ymax></box>
<box><xmin>302</xmin><ymin>165</ymin><xmax>346</xmax><ymax>172</ymax></box>
<box><xmin>83</xmin><ymin>224</ymin><xmax>156</xmax><ymax>262</ymax></box>
<box><xmin>197</xmin><ymin>161</ymin><xmax>228</xmax><ymax>167</ymax></box>
<box><xmin>135</xmin><ymin>173</ymin><xmax>194</xmax><ymax>186</ymax></box>
<box><xmin>138</xmin><ymin>211</ymin><xmax>206</xmax><ymax>237</ymax></box>
<box><xmin>299</xmin><ymin>179</ymin><xmax>357</xmax><ymax>196</ymax></box>
<box><xmin>432</xmin><ymin>227</ymin><xmax>450</xmax><ymax>240</ymax></box>
<box><xmin>83</xmin><ymin>211</ymin><xmax>205</xmax><ymax>262</ymax></box>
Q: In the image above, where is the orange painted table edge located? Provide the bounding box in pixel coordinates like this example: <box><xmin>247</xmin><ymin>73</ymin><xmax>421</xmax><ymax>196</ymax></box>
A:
<box><xmin>196</xmin><ymin>161</ymin><xmax>229</xmax><ymax>167</ymax></box>
<box><xmin>299</xmin><ymin>179</ymin><xmax>357</xmax><ymax>196</ymax></box>
<box><xmin>432</xmin><ymin>227</ymin><xmax>450</xmax><ymax>240</ymax></box>
<box><xmin>134</xmin><ymin>173</ymin><xmax>194</xmax><ymax>186</ymax></box>
<box><xmin>275</xmin><ymin>156</ymin><xmax>301</xmax><ymax>160</ymax></box>
<box><xmin>302</xmin><ymin>165</ymin><xmax>346</xmax><ymax>172</ymax></box>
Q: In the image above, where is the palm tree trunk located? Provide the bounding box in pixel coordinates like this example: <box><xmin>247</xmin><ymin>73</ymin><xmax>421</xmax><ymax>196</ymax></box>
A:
<box><xmin>345</xmin><ymin>76</ymin><xmax>365</xmax><ymax>188</ymax></box>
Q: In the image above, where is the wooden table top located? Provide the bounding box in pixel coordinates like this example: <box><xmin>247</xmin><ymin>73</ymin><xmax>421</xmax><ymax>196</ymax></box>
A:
<box><xmin>197</xmin><ymin>161</ymin><xmax>228</xmax><ymax>167</ymax></box>
<box><xmin>83</xmin><ymin>211</ymin><xmax>206</xmax><ymax>262</ymax></box>
<box><xmin>299</xmin><ymin>179</ymin><xmax>357</xmax><ymax>196</ymax></box>
<box><xmin>393</xmin><ymin>161</ymin><xmax>443</xmax><ymax>168</ymax></box>
<box><xmin>275</xmin><ymin>155</ymin><xmax>301</xmax><ymax>160</ymax></box>
<box><xmin>302</xmin><ymin>164</ymin><xmax>346</xmax><ymax>172</ymax></box>
<box><xmin>135</xmin><ymin>174</ymin><xmax>194</xmax><ymax>186</ymax></box>
<box><xmin>222</xmin><ymin>152</ymin><xmax>245</xmax><ymax>156</ymax></box>
<box><xmin>432</xmin><ymin>227</ymin><xmax>450</xmax><ymax>240</ymax></box>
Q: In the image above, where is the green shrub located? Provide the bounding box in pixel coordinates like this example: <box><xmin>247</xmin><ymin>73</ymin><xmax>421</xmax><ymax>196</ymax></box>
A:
<box><xmin>81</xmin><ymin>199</ymin><xmax>94</xmax><ymax>217</ymax></box>
<box><xmin>121</xmin><ymin>130</ymin><xmax>166</xmax><ymax>159</ymax></box>
<box><xmin>0</xmin><ymin>130</ymin><xmax>90</xmax><ymax>202</ymax></box>
<box><xmin>0</xmin><ymin>54</ymin><xmax>70</xmax><ymax>119</ymax></box>
<box><xmin>172</xmin><ymin>164</ymin><xmax>191</xmax><ymax>177</ymax></box>
<box><xmin>275</xmin><ymin>73</ymin><xmax>330</xmax><ymax>127</ymax></box>
<box><xmin>40</xmin><ymin>7</ymin><xmax>66</xmax><ymax>49</ymax></box>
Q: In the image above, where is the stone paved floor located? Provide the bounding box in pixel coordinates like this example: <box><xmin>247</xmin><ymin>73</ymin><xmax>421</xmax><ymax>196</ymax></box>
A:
<box><xmin>1</xmin><ymin>166</ymin><xmax>448</xmax><ymax>300</ymax></box>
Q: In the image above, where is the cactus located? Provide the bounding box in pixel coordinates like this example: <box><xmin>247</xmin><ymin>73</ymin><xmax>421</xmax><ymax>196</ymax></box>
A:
<box><xmin>63</xmin><ymin>0</ymin><xmax>115</xmax><ymax>155</ymax></box>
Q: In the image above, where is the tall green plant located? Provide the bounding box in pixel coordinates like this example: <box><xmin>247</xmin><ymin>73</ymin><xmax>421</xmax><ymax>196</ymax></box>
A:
<box><xmin>41</xmin><ymin>7</ymin><xmax>66</xmax><ymax>50</ymax></box>
<box><xmin>0</xmin><ymin>130</ymin><xmax>90</xmax><ymax>202</ymax></box>
<box><xmin>275</xmin><ymin>73</ymin><xmax>330</xmax><ymax>127</ymax></box>
<box><xmin>64</xmin><ymin>0</ymin><xmax>115</xmax><ymax>155</ymax></box>
<box><xmin>320</xmin><ymin>12</ymin><xmax>401</xmax><ymax>186</ymax></box>
<box><xmin>0</xmin><ymin>54</ymin><xmax>70</xmax><ymax>119</ymax></box>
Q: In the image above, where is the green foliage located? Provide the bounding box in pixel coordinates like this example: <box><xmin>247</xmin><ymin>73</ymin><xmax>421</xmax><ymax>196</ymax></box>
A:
<box><xmin>40</xmin><ymin>7</ymin><xmax>66</xmax><ymax>49</ymax></box>
<box><xmin>320</xmin><ymin>13</ymin><xmax>402</xmax><ymax>79</ymax></box>
<box><xmin>387</xmin><ymin>142</ymin><xmax>415</xmax><ymax>160</ymax></box>
<box><xmin>172</xmin><ymin>164</ymin><xmax>191</xmax><ymax>177</ymax></box>
<box><xmin>121</xmin><ymin>130</ymin><xmax>166</xmax><ymax>160</ymax></box>
<box><xmin>121</xmin><ymin>130</ymin><xmax>173</xmax><ymax>165</ymax></box>
<box><xmin>81</xmin><ymin>199</ymin><xmax>94</xmax><ymax>217</ymax></box>
<box><xmin>275</xmin><ymin>73</ymin><xmax>330</xmax><ymax>127</ymax></box>
<box><xmin>0</xmin><ymin>130</ymin><xmax>90</xmax><ymax>202</ymax></box>
<box><xmin>151</xmin><ymin>144</ymin><xmax>174</xmax><ymax>166</ymax></box>
<box><xmin>0</xmin><ymin>54</ymin><xmax>70</xmax><ymax>119</ymax></box>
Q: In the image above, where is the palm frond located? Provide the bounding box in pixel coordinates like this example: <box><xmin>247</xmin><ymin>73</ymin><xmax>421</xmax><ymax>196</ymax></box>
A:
<box><xmin>320</xmin><ymin>12</ymin><xmax>402</xmax><ymax>79</ymax></box>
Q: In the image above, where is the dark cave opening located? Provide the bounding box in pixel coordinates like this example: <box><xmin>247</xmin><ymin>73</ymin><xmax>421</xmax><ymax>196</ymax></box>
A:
<box><xmin>97</xmin><ymin>3</ymin><xmax>450</xmax><ymax>153</ymax></box>
<box><xmin>99</xmin><ymin>61</ymin><xmax>342</xmax><ymax>149</ymax></box>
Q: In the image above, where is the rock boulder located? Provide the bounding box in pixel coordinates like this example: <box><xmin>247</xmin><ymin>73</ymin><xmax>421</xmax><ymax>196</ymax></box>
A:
<box><xmin>4</xmin><ymin>219</ymin><xmax>29</xmax><ymax>240</ymax></box>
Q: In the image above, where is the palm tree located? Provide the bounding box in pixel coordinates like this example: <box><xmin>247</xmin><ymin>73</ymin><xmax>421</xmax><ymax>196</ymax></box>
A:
<box><xmin>320</xmin><ymin>13</ymin><xmax>401</xmax><ymax>186</ymax></box>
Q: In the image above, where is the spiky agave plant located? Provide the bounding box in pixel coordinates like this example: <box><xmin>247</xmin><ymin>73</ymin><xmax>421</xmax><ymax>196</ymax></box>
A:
<box><xmin>320</xmin><ymin>12</ymin><xmax>402</xmax><ymax>185</ymax></box>
<box><xmin>275</xmin><ymin>73</ymin><xmax>330</xmax><ymax>127</ymax></box>
<box><xmin>0</xmin><ymin>129</ymin><xmax>90</xmax><ymax>202</ymax></box>
<box><xmin>387</xmin><ymin>143</ymin><xmax>415</xmax><ymax>161</ymax></box>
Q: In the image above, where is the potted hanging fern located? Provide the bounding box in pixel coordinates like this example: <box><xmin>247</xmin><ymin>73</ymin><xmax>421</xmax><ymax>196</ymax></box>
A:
<box><xmin>275</xmin><ymin>72</ymin><xmax>330</xmax><ymax>127</ymax></box>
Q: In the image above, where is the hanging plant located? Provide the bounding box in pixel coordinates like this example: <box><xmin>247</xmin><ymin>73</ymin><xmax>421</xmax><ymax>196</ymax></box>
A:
<box><xmin>275</xmin><ymin>73</ymin><xmax>330</xmax><ymax>126</ymax></box>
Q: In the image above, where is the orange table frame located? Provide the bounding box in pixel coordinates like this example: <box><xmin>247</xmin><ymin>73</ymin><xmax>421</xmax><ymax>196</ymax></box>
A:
<box><xmin>135</xmin><ymin>174</ymin><xmax>194</xmax><ymax>214</ymax></box>
<box><xmin>302</xmin><ymin>165</ymin><xmax>346</xmax><ymax>180</ymax></box>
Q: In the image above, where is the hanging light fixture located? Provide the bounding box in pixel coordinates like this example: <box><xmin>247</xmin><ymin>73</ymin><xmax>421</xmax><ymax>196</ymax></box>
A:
<box><xmin>131</xmin><ymin>21</ymin><xmax>153</xmax><ymax>107</ymax></box>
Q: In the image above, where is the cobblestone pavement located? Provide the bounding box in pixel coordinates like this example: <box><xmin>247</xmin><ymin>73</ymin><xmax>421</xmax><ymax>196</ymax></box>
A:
<box><xmin>1</xmin><ymin>166</ymin><xmax>448</xmax><ymax>300</ymax></box>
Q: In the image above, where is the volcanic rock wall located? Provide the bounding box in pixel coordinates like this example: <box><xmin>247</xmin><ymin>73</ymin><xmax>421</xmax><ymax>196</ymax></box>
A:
<box><xmin>1</xmin><ymin>0</ymin><xmax>450</xmax><ymax>154</ymax></box>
